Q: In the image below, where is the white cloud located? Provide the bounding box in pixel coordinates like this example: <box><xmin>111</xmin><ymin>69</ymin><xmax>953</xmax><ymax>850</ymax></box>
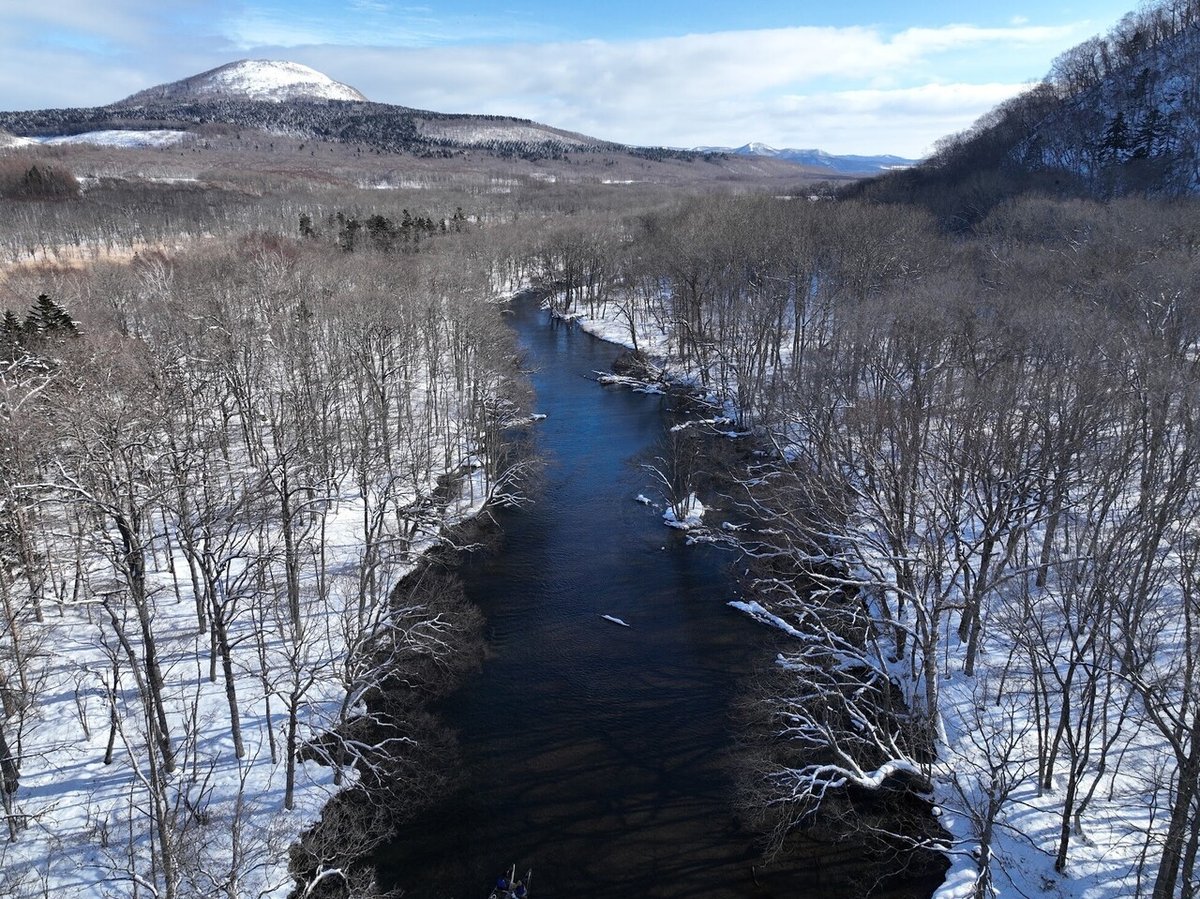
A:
<box><xmin>771</xmin><ymin>82</ymin><xmax>1036</xmax><ymax>156</ymax></box>
<box><xmin>309</xmin><ymin>23</ymin><xmax>1059</xmax><ymax>104</ymax></box>
<box><xmin>294</xmin><ymin>24</ymin><xmax>1070</xmax><ymax>154</ymax></box>
<box><xmin>0</xmin><ymin>47</ymin><xmax>158</xmax><ymax>109</ymax></box>
<box><xmin>0</xmin><ymin>8</ymin><xmax>1090</xmax><ymax>156</ymax></box>
<box><xmin>0</xmin><ymin>0</ymin><xmax>239</xmax><ymax>107</ymax></box>
<box><xmin>889</xmin><ymin>22</ymin><xmax>1076</xmax><ymax>56</ymax></box>
<box><xmin>0</xmin><ymin>0</ymin><xmax>231</xmax><ymax>45</ymax></box>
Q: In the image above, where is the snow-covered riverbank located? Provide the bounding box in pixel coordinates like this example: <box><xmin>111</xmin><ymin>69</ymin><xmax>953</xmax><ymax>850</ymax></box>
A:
<box><xmin>556</xmin><ymin>292</ymin><xmax>1177</xmax><ymax>899</ymax></box>
<box><xmin>1</xmin><ymin>242</ymin><xmax>526</xmax><ymax>899</ymax></box>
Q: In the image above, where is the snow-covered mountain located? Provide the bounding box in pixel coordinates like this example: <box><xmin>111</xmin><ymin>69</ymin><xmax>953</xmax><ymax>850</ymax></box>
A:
<box><xmin>0</xmin><ymin>67</ymin><xmax>597</xmax><ymax>161</ymax></box>
<box><xmin>0</xmin><ymin>61</ymin><xmax>818</xmax><ymax>178</ymax></box>
<box><xmin>121</xmin><ymin>60</ymin><xmax>368</xmax><ymax>105</ymax></box>
<box><xmin>693</xmin><ymin>142</ymin><xmax>916</xmax><ymax>174</ymax></box>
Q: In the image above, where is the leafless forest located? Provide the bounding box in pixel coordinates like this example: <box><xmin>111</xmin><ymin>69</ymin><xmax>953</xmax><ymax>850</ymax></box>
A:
<box><xmin>540</xmin><ymin>190</ymin><xmax>1200</xmax><ymax>897</ymax></box>
<box><xmin>1</xmin><ymin>130</ymin><xmax>1199</xmax><ymax>899</ymax></box>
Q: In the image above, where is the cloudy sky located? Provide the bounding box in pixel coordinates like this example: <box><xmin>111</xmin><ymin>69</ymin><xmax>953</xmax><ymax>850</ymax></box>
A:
<box><xmin>0</xmin><ymin>0</ymin><xmax>1135</xmax><ymax>157</ymax></box>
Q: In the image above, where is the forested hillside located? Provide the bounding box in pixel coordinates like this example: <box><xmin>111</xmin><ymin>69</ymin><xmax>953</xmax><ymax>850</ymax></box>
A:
<box><xmin>0</xmin><ymin>97</ymin><xmax>603</xmax><ymax>162</ymax></box>
<box><xmin>851</xmin><ymin>0</ymin><xmax>1200</xmax><ymax>226</ymax></box>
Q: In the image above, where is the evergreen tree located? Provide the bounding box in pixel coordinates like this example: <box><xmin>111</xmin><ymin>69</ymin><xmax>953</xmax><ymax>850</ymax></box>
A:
<box><xmin>23</xmin><ymin>294</ymin><xmax>80</xmax><ymax>341</ymax></box>
<box><xmin>1102</xmin><ymin>110</ymin><xmax>1130</xmax><ymax>160</ymax></box>
<box><xmin>1132</xmin><ymin>108</ymin><xmax>1163</xmax><ymax>159</ymax></box>
<box><xmin>337</xmin><ymin>217</ymin><xmax>361</xmax><ymax>252</ymax></box>
<box><xmin>364</xmin><ymin>214</ymin><xmax>396</xmax><ymax>251</ymax></box>
<box><xmin>1</xmin><ymin>309</ymin><xmax>24</xmax><ymax>361</ymax></box>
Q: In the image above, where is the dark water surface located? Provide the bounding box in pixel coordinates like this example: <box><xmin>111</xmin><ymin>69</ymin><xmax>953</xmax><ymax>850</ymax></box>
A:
<box><xmin>375</xmin><ymin>299</ymin><xmax>932</xmax><ymax>898</ymax></box>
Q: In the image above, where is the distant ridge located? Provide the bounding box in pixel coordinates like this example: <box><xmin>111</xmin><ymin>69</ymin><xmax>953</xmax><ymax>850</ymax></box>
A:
<box><xmin>693</xmin><ymin>142</ymin><xmax>917</xmax><ymax>175</ymax></box>
<box><xmin>120</xmin><ymin>60</ymin><xmax>368</xmax><ymax>105</ymax></box>
<box><xmin>0</xmin><ymin>60</ymin><xmax>867</xmax><ymax>183</ymax></box>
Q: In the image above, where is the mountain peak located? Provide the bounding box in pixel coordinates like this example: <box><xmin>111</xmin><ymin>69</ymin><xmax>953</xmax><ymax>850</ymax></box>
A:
<box><xmin>738</xmin><ymin>141</ymin><xmax>780</xmax><ymax>156</ymax></box>
<box><xmin>119</xmin><ymin>60</ymin><xmax>368</xmax><ymax>106</ymax></box>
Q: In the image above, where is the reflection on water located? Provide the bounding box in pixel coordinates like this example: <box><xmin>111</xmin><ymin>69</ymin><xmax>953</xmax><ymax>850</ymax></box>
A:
<box><xmin>375</xmin><ymin>298</ymin><xmax>937</xmax><ymax>898</ymax></box>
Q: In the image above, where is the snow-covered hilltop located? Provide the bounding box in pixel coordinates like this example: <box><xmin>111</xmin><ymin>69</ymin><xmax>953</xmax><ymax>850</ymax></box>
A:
<box><xmin>121</xmin><ymin>59</ymin><xmax>367</xmax><ymax>105</ymax></box>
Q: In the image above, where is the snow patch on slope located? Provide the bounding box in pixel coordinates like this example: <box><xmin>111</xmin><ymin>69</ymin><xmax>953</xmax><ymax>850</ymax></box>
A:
<box><xmin>34</xmin><ymin>130</ymin><xmax>191</xmax><ymax>149</ymax></box>
<box><xmin>0</xmin><ymin>129</ymin><xmax>35</xmax><ymax>148</ymax></box>
<box><xmin>417</xmin><ymin>120</ymin><xmax>595</xmax><ymax>147</ymax></box>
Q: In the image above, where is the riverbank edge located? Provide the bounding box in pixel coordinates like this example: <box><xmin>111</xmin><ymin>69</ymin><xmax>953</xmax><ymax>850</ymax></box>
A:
<box><xmin>286</xmin><ymin>515</ymin><xmax>496</xmax><ymax>899</ymax></box>
<box><xmin>550</xmin><ymin>301</ymin><xmax>951</xmax><ymax>894</ymax></box>
<box><xmin>288</xmin><ymin>314</ymin><xmax>535</xmax><ymax>898</ymax></box>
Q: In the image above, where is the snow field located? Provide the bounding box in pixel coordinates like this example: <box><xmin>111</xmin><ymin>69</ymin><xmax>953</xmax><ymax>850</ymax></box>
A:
<box><xmin>1</xmin><ymin>458</ymin><xmax>494</xmax><ymax>899</ymax></box>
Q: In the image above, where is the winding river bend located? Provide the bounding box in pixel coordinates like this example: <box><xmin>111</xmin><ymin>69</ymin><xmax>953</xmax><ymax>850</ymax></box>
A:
<box><xmin>376</xmin><ymin>297</ymin><xmax>936</xmax><ymax>898</ymax></box>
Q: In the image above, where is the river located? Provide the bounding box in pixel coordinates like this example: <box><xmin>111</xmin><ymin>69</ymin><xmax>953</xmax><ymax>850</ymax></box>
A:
<box><xmin>375</xmin><ymin>296</ymin><xmax>940</xmax><ymax>898</ymax></box>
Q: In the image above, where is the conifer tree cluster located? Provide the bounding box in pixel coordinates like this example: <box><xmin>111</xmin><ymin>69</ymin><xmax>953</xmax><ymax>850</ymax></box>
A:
<box><xmin>301</xmin><ymin>207</ymin><xmax>470</xmax><ymax>252</ymax></box>
<box><xmin>1</xmin><ymin>294</ymin><xmax>80</xmax><ymax>362</ymax></box>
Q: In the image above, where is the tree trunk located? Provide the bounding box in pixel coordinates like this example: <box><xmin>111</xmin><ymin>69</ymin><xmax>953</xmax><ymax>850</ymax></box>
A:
<box><xmin>210</xmin><ymin>598</ymin><xmax>245</xmax><ymax>759</ymax></box>
<box><xmin>1153</xmin><ymin>761</ymin><xmax>1198</xmax><ymax>899</ymax></box>
<box><xmin>0</xmin><ymin>726</ymin><xmax>18</xmax><ymax>798</ymax></box>
<box><xmin>113</xmin><ymin>511</ymin><xmax>175</xmax><ymax>773</ymax></box>
<box><xmin>285</xmin><ymin>686</ymin><xmax>300</xmax><ymax>811</ymax></box>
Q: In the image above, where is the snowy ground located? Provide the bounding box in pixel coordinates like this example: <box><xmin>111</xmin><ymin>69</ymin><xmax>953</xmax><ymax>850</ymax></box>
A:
<box><xmin>931</xmin><ymin>643</ymin><xmax>1162</xmax><ymax>899</ymax></box>
<box><xmin>0</xmin><ymin>462</ymin><xmax>495</xmax><ymax>898</ymax></box>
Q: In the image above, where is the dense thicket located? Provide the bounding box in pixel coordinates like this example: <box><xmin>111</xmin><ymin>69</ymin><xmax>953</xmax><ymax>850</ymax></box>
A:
<box><xmin>0</xmin><ymin>158</ymin><xmax>80</xmax><ymax>201</ymax></box>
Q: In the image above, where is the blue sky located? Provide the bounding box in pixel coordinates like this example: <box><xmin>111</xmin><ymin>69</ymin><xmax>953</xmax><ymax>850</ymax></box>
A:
<box><xmin>0</xmin><ymin>0</ymin><xmax>1137</xmax><ymax>156</ymax></box>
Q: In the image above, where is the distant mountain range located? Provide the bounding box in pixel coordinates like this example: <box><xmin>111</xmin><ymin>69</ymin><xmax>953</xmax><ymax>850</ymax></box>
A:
<box><xmin>693</xmin><ymin>142</ymin><xmax>918</xmax><ymax>175</ymax></box>
<box><xmin>0</xmin><ymin>60</ymin><xmax>909</xmax><ymax>178</ymax></box>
